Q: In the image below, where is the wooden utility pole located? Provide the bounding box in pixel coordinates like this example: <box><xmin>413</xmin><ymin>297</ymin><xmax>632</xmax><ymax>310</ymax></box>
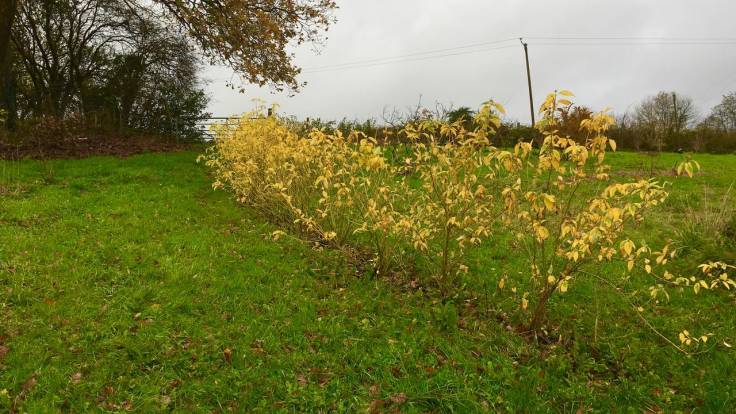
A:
<box><xmin>520</xmin><ymin>38</ymin><xmax>535</xmax><ymax>126</ymax></box>
<box><xmin>672</xmin><ymin>92</ymin><xmax>679</xmax><ymax>134</ymax></box>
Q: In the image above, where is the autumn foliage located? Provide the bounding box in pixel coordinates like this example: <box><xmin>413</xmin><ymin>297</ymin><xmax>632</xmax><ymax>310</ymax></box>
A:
<box><xmin>201</xmin><ymin>92</ymin><xmax>731</xmax><ymax>347</ymax></box>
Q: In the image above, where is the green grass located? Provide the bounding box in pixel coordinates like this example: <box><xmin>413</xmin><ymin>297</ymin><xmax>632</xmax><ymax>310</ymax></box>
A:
<box><xmin>1</xmin><ymin>150</ymin><xmax>735</xmax><ymax>412</ymax></box>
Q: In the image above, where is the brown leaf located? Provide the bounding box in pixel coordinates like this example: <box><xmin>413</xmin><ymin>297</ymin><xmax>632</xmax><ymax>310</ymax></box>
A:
<box><xmin>368</xmin><ymin>384</ymin><xmax>380</xmax><ymax>397</ymax></box>
<box><xmin>223</xmin><ymin>348</ymin><xmax>233</xmax><ymax>364</ymax></box>
<box><xmin>368</xmin><ymin>399</ymin><xmax>385</xmax><ymax>413</ymax></box>
<box><xmin>70</xmin><ymin>372</ymin><xmax>83</xmax><ymax>384</ymax></box>
<box><xmin>22</xmin><ymin>376</ymin><xmax>37</xmax><ymax>393</ymax></box>
<box><xmin>0</xmin><ymin>345</ymin><xmax>8</xmax><ymax>361</ymax></box>
<box><xmin>389</xmin><ymin>393</ymin><xmax>407</xmax><ymax>404</ymax></box>
<box><xmin>296</xmin><ymin>374</ymin><xmax>308</xmax><ymax>386</ymax></box>
<box><xmin>159</xmin><ymin>395</ymin><xmax>172</xmax><ymax>406</ymax></box>
<box><xmin>250</xmin><ymin>339</ymin><xmax>266</xmax><ymax>354</ymax></box>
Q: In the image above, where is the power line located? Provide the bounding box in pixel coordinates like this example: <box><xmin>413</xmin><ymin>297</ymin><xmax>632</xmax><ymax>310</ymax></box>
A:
<box><xmin>300</xmin><ymin>35</ymin><xmax>736</xmax><ymax>74</ymax></box>
<box><xmin>304</xmin><ymin>37</ymin><xmax>518</xmax><ymax>71</ymax></box>
<box><xmin>526</xmin><ymin>36</ymin><xmax>736</xmax><ymax>41</ymax></box>
<box><xmin>533</xmin><ymin>41</ymin><xmax>736</xmax><ymax>46</ymax></box>
<box><xmin>302</xmin><ymin>44</ymin><xmax>518</xmax><ymax>74</ymax></box>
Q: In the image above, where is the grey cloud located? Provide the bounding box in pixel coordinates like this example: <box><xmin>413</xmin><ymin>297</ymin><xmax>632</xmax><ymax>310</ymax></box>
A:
<box><xmin>204</xmin><ymin>0</ymin><xmax>736</xmax><ymax>123</ymax></box>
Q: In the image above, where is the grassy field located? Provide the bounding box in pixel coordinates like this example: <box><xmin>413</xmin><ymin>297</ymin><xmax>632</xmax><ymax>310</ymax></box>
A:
<box><xmin>1</xmin><ymin>150</ymin><xmax>735</xmax><ymax>412</ymax></box>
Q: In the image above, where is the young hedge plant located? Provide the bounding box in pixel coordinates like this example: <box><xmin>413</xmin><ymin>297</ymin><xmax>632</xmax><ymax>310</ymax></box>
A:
<box><xmin>491</xmin><ymin>91</ymin><xmax>728</xmax><ymax>342</ymax></box>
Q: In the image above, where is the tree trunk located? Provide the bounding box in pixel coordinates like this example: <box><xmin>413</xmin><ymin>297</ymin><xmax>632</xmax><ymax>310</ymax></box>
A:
<box><xmin>527</xmin><ymin>287</ymin><xmax>553</xmax><ymax>334</ymax></box>
<box><xmin>1</xmin><ymin>54</ymin><xmax>17</xmax><ymax>130</ymax></box>
<box><xmin>0</xmin><ymin>0</ymin><xmax>17</xmax><ymax>78</ymax></box>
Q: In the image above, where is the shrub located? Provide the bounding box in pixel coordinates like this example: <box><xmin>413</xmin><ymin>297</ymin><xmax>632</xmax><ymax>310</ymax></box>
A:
<box><xmin>494</xmin><ymin>91</ymin><xmax>676</xmax><ymax>332</ymax></box>
<box><xmin>202</xmin><ymin>92</ymin><xmax>730</xmax><ymax>347</ymax></box>
<box><xmin>201</xmin><ymin>101</ymin><xmax>507</xmax><ymax>290</ymax></box>
<box><xmin>396</xmin><ymin>102</ymin><xmax>505</xmax><ymax>293</ymax></box>
<box><xmin>201</xmin><ymin>104</ymin><xmax>406</xmax><ymax>275</ymax></box>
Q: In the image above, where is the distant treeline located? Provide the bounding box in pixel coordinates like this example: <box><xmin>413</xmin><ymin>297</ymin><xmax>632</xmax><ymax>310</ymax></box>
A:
<box><xmin>286</xmin><ymin>91</ymin><xmax>736</xmax><ymax>153</ymax></box>
<box><xmin>608</xmin><ymin>91</ymin><xmax>736</xmax><ymax>153</ymax></box>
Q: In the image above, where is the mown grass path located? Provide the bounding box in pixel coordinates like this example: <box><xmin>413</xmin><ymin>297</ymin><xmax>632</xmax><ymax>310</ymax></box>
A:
<box><xmin>1</xmin><ymin>151</ymin><xmax>734</xmax><ymax>412</ymax></box>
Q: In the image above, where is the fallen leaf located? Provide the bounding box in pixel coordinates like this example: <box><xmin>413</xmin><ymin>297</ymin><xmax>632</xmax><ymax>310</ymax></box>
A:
<box><xmin>159</xmin><ymin>395</ymin><xmax>171</xmax><ymax>406</ymax></box>
<box><xmin>368</xmin><ymin>399</ymin><xmax>385</xmax><ymax>413</ymax></box>
<box><xmin>70</xmin><ymin>372</ymin><xmax>83</xmax><ymax>384</ymax></box>
<box><xmin>22</xmin><ymin>376</ymin><xmax>38</xmax><ymax>392</ymax></box>
<box><xmin>223</xmin><ymin>348</ymin><xmax>233</xmax><ymax>363</ymax></box>
<box><xmin>250</xmin><ymin>340</ymin><xmax>266</xmax><ymax>354</ymax></box>
<box><xmin>389</xmin><ymin>393</ymin><xmax>407</xmax><ymax>404</ymax></box>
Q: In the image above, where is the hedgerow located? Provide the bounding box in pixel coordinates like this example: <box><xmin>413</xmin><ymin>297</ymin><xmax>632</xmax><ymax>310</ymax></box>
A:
<box><xmin>200</xmin><ymin>93</ymin><xmax>733</xmax><ymax>349</ymax></box>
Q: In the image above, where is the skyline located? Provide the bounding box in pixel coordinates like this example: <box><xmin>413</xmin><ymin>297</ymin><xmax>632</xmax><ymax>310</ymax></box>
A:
<box><xmin>202</xmin><ymin>0</ymin><xmax>736</xmax><ymax>123</ymax></box>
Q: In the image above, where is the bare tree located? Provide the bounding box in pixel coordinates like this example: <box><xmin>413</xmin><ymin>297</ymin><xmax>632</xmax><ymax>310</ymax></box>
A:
<box><xmin>634</xmin><ymin>91</ymin><xmax>698</xmax><ymax>151</ymax></box>
<box><xmin>12</xmin><ymin>0</ymin><xmax>132</xmax><ymax>117</ymax></box>
<box><xmin>705</xmin><ymin>92</ymin><xmax>736</xmax><ymax>132</ymax></box>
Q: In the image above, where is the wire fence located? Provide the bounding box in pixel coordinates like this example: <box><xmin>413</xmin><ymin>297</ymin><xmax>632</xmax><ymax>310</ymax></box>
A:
<box><xmin>195</xmin><ymin>116</ymin><xmax>267</xmax><ymax>141</ymax></box>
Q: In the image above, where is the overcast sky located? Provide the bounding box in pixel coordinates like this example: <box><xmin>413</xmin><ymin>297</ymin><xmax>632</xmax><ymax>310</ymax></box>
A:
<box><xmin>203</xmin><ymin>0</ymin><xmax>736</xmax><ymax>124</ymax></box>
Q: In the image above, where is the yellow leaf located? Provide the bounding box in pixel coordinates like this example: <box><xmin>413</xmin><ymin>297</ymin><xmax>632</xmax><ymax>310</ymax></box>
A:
<box><xmin>535</xmin><ymin>225</ymin><xmax>550</xmax><ymax>241</ymax></box>
<box><xmin>685</xmin><ymin>163</ymin><xmax>693</xmax><ymax>177</ymax></box>
<box><xmin>621</xmin><ymin>240</ymin><xmax>634</xmax><ymax>256</ymax></box>
<box><xmin>543</xmin><ymin>194</ymin><xmax>556</xmax><ymax>210</ymax></box>
<box><xmin>498</xmin><ymin>278</ymin><xmax>505</xmax><ymax>290</ymax></box>
<box><xmin>558</xmin><ymin>89</ymin><xmax>575</xmax><ymax>97</ymax></box>
<box><xmin>521</xmin><ymin>298</ymin><xmax>529</xmax><ymax>310</ymax></box>
<box><xmin>271</xmin><ymin>230</ymin><xmax>287</xmax><ymax>241</ymax></box>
